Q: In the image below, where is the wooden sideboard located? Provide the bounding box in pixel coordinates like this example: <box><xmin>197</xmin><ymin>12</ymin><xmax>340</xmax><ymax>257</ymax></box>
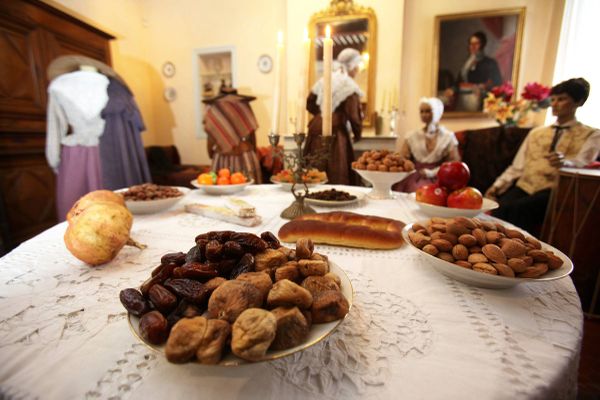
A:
<box><xmin>0</xmin><ymin>0</ymin><xmax>114</xmax><ymax>254</ymax></box>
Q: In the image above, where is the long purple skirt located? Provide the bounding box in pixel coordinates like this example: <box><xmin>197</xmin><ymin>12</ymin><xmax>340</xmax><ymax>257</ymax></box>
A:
<box><xmin>56</xmin><ymin>145</ymin><xmax>103</xmax><ymax>221</ymax></box>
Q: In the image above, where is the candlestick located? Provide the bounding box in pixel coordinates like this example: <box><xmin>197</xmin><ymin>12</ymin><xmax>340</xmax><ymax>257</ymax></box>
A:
<box><xmin>322</xmin><ymin>25</ymin><xmax>333</xmax><ymax>136</ymax></box>
<box><xmin>296</xmin><ymin>28</ymin><xmax>310</xmax><ymax>133</ymax></box>
<box><xmin>271</xmin><ymin>31</ymin><xmax>284</xmax><ymax>134</ymax></box>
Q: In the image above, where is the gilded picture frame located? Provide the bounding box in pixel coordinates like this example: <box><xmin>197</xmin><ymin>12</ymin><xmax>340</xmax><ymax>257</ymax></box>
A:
<box><xmin>433</xmin><ymin>8</ymin><xmax>525</xmax><ymax>117</ymax></box>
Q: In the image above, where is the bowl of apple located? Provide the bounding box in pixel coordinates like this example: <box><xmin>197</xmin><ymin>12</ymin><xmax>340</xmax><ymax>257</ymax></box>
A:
<box><xmin>413</xmin><ymin>161</ymin><xmax>499</xmax><ymax>218</ymax></box>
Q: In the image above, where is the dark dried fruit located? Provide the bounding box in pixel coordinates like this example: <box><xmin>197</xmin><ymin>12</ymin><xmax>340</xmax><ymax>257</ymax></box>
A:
<box><xmin>172</xmin><ymin>262</ymin><xmax>219</xmax><ymax>281</ymax></box>
<box><xmin>185</xmin><ymin>244</ymin><xmax>204</xmax><ymax>264</ymax></box>
<box><xmin>161</xmin><ymin>252</ymin><xmax>187</xmax><ymax>266</ymax></box>
<box><xmin>205</xmin><ymin>240</ymin><xmax>223</xmax><ymax>261</ymax></box>
<box><xmin>139</xmin><ymin>310</ymin><xmax>169</xmax><ymax>344</ymax></box>
<box><xmin>166</xmin><ymin>300</ymin><xmax>205</xmax><ymax>328</ymax></box>
<box><xmin>230</xmin><ymin>232</ymin><xmax>268</xmax><ymax>254</ymax></box>
<box><xmin>261</xmin><ymin>231</ymin><xmax>281</xmax><ymax>249</ymax></box>
<box><xmin>148</xmin><ymin>284</ymin><xmax>178</xmax><ymax>313</ymax></box>
<box><xmin>163</xmin><ymin>278</ymin><xmax>210</xmax><ymax>305</ymax></box>
<box><xmin>209</xmin><ymin>258</ymin><xmax>237</xmax><ymax>275</ymax></box>
<box><xmin>222</xmin><ymin>241</ymin><xmax>244</xmax><ymax>258</ymax></box>
<box><xmin>120</xmin><ymin>288</ymin><xmax>150</xmax><ymax>316</ymax></box>
<box><xmin>140</xmin><ymin>263</ymin><xmax>177</xmax><ymax>296</ymax></box>
<box><xmin>229</xmin><ymin>253</ymin><xmax>255</xmax><ymax>279</ymax></box>
<box><xmin>207</xmin><ymin>231</ymin><xmax>235</xmax><ymax>242</ymax></box>
<box><xmin>151</xmin><ymin>264</ymin><xmax>164</xmax><ymax>277</ymax></box>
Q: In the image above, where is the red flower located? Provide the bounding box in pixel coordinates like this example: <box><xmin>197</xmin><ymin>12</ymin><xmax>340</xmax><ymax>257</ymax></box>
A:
<box><xmin>490</xmin><ymin>81</ymin><xmax>514</xmax><ymax>101</ymax></box>
<box><xmin>521</xmin><ymin>82</ymin><xmax>551</xmax><ymax>101</ymax></box>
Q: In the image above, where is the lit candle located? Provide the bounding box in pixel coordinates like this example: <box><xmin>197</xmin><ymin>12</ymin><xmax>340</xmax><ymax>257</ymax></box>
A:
<box><xmin>322</xmin><ymin>25</ymin><xmax>333</xmax><ymax>136</ymax></box>
<box><xmin>271</xmin><ymin>31</ymin><xmax>284</xmax><ymax>134</ymax></box>
<box><xmin>296</xmin><ymin>28</ymin><xmax>310</xmax><ymax>133</ymax></box>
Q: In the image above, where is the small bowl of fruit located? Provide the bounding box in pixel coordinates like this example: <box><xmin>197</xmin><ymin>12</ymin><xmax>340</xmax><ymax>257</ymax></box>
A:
<box><xmin>413</xmin><ymin>161</ymin><xmax>499</xmax><ymax>217</ymax></box>
<box><xmin>352</xmin><ymin>150</ymin><xmax>416</xmax><ymax>199</ymax></box>
<box><xmin>270</xmin><ymin>168</ymin><xmax>328</xmax><ymax>191</ymax></box>
<box><xmin>191</xmin><ymin>169</ymin><xmax>254</xmax><ymax>195</ymax></box>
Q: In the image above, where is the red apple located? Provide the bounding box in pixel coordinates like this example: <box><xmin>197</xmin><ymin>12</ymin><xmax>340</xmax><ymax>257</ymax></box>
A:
<box><xmin>416</xmin><ymin>183</ymin><xmax>448</xmax><ymax>207</ymax></box>
<box><xmin>437</xmin><ymin>162</ymin><xmax>470</xmax><ymax>191</ymax></box>
<box><xmin>447</xmin><ymin>187</ymin><xmax>483</xmax><ymax>209</ymax></box>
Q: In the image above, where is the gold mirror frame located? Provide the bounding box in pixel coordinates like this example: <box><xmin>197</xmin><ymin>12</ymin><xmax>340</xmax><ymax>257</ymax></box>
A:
<box><xmin>308</xmin><ymin>0</ymin><xmax>377</xmax><ymax>127</ymax></box>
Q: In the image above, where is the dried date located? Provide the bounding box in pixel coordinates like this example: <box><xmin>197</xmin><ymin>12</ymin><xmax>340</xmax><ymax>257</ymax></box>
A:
<box><xmin>140</xmin><ymin>263</ymin><xmax>177</xmax><ymax>296</ymax></box>
<box><xmin>208</xmin><ymin>258</ymin><xmax>238</xmax><ymax>276</ymax></box>
<box><xmin>185</xmin><ymin>244</ymin><xmax>204</xmax><ymax>264</ymax></box>
<box><xmin>163</xmin><ymin>278</ymin><xmax>210</xmax><ymax>305</ymax></box>
<box><xmin>161</xmin><ymin>252</ymin><xmax>187</xmax><ymax>266</ymax></box>
<box><xmin>205</xmin><ymin>240</ymin><xmax>223</xmax><ymax>261</ymax></box>
<box><xmin>222</xmin><ymin>241</ymin><xmax>244</xmax><ymax>258</ymax></box>
<box><xmin>139</xmin><ymin>311</ymin><xmax>169</xmax><ymax>344</ymax></box>
<box><xmin>230</xmin><ymin>232</ymin><xmax>267</xmax><ymax>254</ymax></box>
<box><xmin>119</xmin><ymin>288</ymin><xmax>150</xmax><ymax>316</ymax></box>
<box><xmin>172</xmin><ymin>262</ymin><xmax>219</xmax><ymax>281</ymax></box>
<box><xmin>229</xmin><ymin>253</ymin><xmax>255</xmax><ymax>279</ymax></box>
<box><xmin>261</xmin><ymin>231</ymin><xmax>281</xmax><ymax>249</ymax></box>
<box><xmin>148</xmin><ymin>284</ymin><xmax>178</xmax><ymax>313</ymax></box>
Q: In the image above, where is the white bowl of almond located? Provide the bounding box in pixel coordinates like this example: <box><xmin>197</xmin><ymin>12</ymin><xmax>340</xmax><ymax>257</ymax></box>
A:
<box><xmin>402</xmin><ymin>216</ymin><xmax>573</xmax><ymax>289</ymax></box>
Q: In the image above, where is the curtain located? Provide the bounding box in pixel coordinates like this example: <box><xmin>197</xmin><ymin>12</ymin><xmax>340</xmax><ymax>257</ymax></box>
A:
<box><xmin>546</xmin><ymin>0</ymin><xmax>600</xmax><ymax>126</ymax></box>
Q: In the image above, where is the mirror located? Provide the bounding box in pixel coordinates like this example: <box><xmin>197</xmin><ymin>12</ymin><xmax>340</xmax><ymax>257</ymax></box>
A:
<box><xmin>308</xmin><ymin>0</ymin><xmax>377</xmax><ymax>127</ymax></box>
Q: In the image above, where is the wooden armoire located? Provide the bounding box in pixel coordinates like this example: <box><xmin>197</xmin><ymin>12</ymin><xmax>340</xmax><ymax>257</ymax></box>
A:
<box><xmin>0</xmin><ymin>0</ymin><xmax>114</xmax><ymax>254</ymax></box>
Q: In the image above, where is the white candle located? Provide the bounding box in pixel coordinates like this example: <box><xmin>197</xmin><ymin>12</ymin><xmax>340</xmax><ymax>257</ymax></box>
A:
<box><xmin>271</xmin><ymin>31</ymin><xmax>284</xmax><ymax>134</ymax></box>
<box><xmin>296</xmin><ymin>28</ymin><xmax>310</xmax><ymax>133</ymax></box>
<box><xmin>322</xmin><ymin>25</ymin><xmax>333</xmax><ymax>136</ymax></box>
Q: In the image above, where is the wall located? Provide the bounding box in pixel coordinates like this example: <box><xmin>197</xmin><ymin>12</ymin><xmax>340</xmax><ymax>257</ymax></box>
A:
<box><xmin>398</xmin><ymin>0</ymin><xmax>565</xmax><ymax>134</ymax></box>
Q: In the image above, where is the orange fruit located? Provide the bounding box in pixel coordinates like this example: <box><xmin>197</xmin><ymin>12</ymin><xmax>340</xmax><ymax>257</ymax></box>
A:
<box><xmin>217</xmin><ymin>176</ymin><xmax>230</xmax><ymax>185</ymax></box>
<box><xmin>198</xmin><ymin>174</ymin><xmax>213</xmax><ymax>185</ymax></box>
<box><xmin>218</xmin><ymin>168</ymin><xmax>231</xmax><ymax>178</ymax></box>
<box><xmin>230</xmin><ymin>172</ymin><xmax>246</xmax><ymax>184</ymax></box>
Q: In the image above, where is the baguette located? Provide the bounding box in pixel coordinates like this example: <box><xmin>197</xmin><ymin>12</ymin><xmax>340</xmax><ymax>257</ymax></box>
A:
<box><xmin>278</xmin><ymin>211</ymin><xmax>405</xmax><ymax>249</ymax></box>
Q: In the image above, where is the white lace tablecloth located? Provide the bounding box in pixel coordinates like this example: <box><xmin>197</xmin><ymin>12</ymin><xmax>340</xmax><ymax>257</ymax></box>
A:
<box><xmin>0</xmin><ymin>185</ymin><xmax>582</xmax><ymax>399</ymax></box>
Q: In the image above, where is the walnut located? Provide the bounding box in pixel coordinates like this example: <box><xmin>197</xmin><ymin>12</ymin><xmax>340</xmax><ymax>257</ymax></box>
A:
<box><xmin>207</xmin><ymin>280</ymin><xmax>263</xmax><ymax>323</ymax></box>
<box><xmin>311</xmin><ymin>290</ymin><xmax>349</xmax><ymax>323</ymax></box>
<box><xmin>165</xmin><ymin>316</ymin><xmax>207</xmax><ymax>363</ymax></box>
<box><xmin>301</xmin><ymin>275</ymin><xmax>340</xmax><ymax>297</ymax></box>
<box><xmin>196</xmin><ymin>319</ymin><xmax>231</xmax><ymax>364</ymax></box>
<box><xmin>270</xmin><ymin>307</ymin><xmax>309</xmax><ymax>350</ymax></box>
<box><xmin>231</xmin><ymin>308</ymin><xmax>277</xmax><ymax>361</ymax></box>
<box><xmin>267</xmin><ymin>279</ymin><xmax>313</xmax><ymax>309</ymax></box>
<box><xmin>236</xmin><ymin>271</ymin><xmax>273</xmax><ymax>303</ymax></box>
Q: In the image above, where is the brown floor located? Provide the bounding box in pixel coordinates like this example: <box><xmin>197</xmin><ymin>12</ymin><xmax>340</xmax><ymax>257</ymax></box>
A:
<box><xmin>578</xmin><ymin>316</ymin><xmax>600</xmax><ymax>400</ymax></box>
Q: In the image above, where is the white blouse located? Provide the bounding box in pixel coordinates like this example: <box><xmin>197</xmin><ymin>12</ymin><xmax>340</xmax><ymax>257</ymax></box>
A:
<box><xmin>45</xmin><ymin>71</ymin><xmax>109</xmax><ymax>171</ymax></box>
<box><xmin>403</xmin><ymin>125</ymin><xmax>458</xmax><ymax>163</ymax></box>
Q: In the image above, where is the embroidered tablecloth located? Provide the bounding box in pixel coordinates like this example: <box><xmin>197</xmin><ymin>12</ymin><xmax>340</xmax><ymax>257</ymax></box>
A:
<box><xmin>0</xmin><ymin>185</ymin><xmax>582</xmax><ymax>399</ymax></box>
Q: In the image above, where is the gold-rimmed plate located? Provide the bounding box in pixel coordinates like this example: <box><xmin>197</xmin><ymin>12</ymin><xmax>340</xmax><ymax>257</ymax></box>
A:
<box><xmin>127</xmin><ymin>261</ymin><xmax>353</xmax><ymax>365</ymax></box>
<box><xmin>270</xmin><ymin>177</ymin><xmax>328</xmax><ymax>191</ymax></box>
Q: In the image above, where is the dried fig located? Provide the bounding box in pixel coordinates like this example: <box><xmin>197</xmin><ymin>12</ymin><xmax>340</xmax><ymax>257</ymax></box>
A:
<box><xmin>207</xmin><ymin>280</ymin><xmax>263</xmax><ymax>323</ymax></box>
<box><xmin>267</xmin><ymin>279</ymin><xmax>313</xmax><ymax>309</ymax></box>
<box><xmin>311</xmin><ymin>290</ymin><xmax>349</xmax><ymax>323</ymax></box>
<box><xmin>196</xmin><ymin>319</ymin><xmax>231</xmax><ymax>364</ymax></box>
<box><xmin>165</xmin><ymin>316</ymin><xmax>207</xmax><ymax>363</ymax></box>
<box><xmin>231</xmin><ymin>308</ymin><xmax>277</xmax><ymax>361</ymax></box>
<box><xmin>270</xmin><ymin>307</ymin><xmax>309</xmax><ymax>350</ymax></box>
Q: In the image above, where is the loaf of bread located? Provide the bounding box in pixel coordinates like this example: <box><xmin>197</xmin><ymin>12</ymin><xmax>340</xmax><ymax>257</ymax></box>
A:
<box><xmin>278</xmin><ymin>211</ymin><xmax>405</xmax><ymax>249</ymax></box>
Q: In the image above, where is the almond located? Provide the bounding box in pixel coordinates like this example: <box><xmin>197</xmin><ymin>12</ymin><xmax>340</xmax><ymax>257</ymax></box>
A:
<box><xmin>433</xmin><ymin>232</ymin><xmax>458</xmax><ymax>245</ymax></box>
<box><xmin>469</xmin><ymin>246</ymin><xmax>482</xmax><ymax>254</ymax></box>
<box><xmin>494</xmin><ymin>222</ymin><xmax>506</xmax><ymax>234</ymax></box>
<box><xmin>481</xmin><ymin>221</ymin><xmax>497</xmax><ymax>231</ymax></box>
<box><xmin>546</xmin><ymin>252</ymin><xmax>564</xmax><ymax>270</ymax></box>
<box><xmin>431</xmin><ymin>239</ymin><xmax>453</xmax><ymax>252</ymax></box>
<box><xmin>472</xmin><ymin>228</ymin><xmax>487</xmax><ymax>246</ymax></box>
<box><xmin>468</xmin><ymin>253</ymin><xmax>488</xmax><ymax>264</ymax></box>
<box><xmin>525</xmin><ymin>236</ymin><xmax>542</xmax><ymax>250</ymax></box>
<box><xmin>422</xmin><ymin>244</ymin><xmax>439</xmax><ymax>256</ymax></box>
<box><xmin>453</xmin><ymin>216</ymin><xmax>477</xmax><ymax>230</ymax></box>
<box><xmin>431</xmin><ymin>217</ymin><xmax>448</xmax><ymax>225</ymax></box>
<box><xmin>528</xmin><ymin>249</ymin><xmax>549</xmax><ymax>263</ymax></box>
<box><xmin>430</xmin><ymin>223</ymin><xmax>447</xmax><ymax>233</ymax></box>
<box><xmin>485</xmin><ymin>230</ymin><xmax>504</xmax><ymax>244</ymax></box>
<box><xmin>482</xmin><ymin>244</ymin><xmax>507</xmax><ymax>264</ymax></box>
<box><xmin>412</xmin><ymin>223</ymin><xmax>426</xmax><ymax>232</ymax></box>
<box><xmin>458</xmin><ymin>234</ymin><xmax>477</xmax><ymax>247</ymax></box>
<box><xmin>411</xmin><ymin>232</ymin><xmax>431</xmax><ymax>249</ymax></box>
<box><xmin>518</xmin><ymin>263</ymin><xmax>548</xmax><ymax>278</ymax></box>
<box><xmin>473</xmin><ymin>262</ymin><xmax>498</xmax><ymax>275</ymax></box>
<box><xmin>438</xmin><ymin>252</ymin><xmax>455</xmax><ymax>263</ymax></box>
<box><xmin>501</xmin><ymin>240</ymin><xmax>527</xmax><ymax>258</ymax></box>
<box><xmin>507</xmin><ymin>258</ymin><xmax>528</xmax><ymax>273</ymax></box>
<box><xmin>505</xmin><ymin>228</ymin><xmax>525</xmax><ymax>241</ymax></box>
<box><xmin>454</xmin><ymin>260</ymin><xmax>473</xmax><ymax>269</ymax></box>
<box><xmin>493</xmin><ymin>263</ymin><xmax>515</xmax><ymax>278</ymax></box>
<box><xmin>519</xmin><ymin>255</ymin><xmax>534</xmax><ymax>266</ymax></box>
<box><xmin>446</xmin><ymin>220</ymin><xmax>470</xmax><ymax>237</ymax></box>
<box><xmin>452</xmin><ymin>244</ymin><xmax>469</xmax><ymax>260</ymax></box>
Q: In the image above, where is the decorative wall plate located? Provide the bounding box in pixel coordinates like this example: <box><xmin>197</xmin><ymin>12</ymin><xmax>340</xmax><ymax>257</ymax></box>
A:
<box><xmin>257</xmin><ymin>54</ymin><xmax>273</xmax><ymax>73</ymax></box>
<box><xmin>163</xmin><ymin>87</ymin><xmax>177</xmax><ymax>102</ymax></box>
<box><xmin>162</xmin><ymin>61</ymin><xmax>176</xmax><ymax>77</ymax></box>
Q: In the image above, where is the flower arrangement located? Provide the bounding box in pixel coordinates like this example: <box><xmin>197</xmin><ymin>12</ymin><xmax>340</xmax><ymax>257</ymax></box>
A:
<box><xmin>483</xmin><ymin>81</ymin><xmax>551</xmax><ymax>126</ymax></box>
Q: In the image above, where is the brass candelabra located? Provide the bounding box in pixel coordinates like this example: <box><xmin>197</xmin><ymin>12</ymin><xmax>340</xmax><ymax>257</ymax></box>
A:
<box><xmin>269</xmin><ymin>132</ymin><xmax>331</xmax><ymax>220</ymax></box>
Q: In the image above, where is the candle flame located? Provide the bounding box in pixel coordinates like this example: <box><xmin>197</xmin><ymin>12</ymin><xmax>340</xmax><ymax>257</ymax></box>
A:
<box><xmin>325</xmin><ymin>25</ymin><xmax>331</xmax><ymax>38</ymax></box>
<box><xmin>277</xmin><ymin>31</ymin><xmax>283</xmax><ymax>44</ymax></box>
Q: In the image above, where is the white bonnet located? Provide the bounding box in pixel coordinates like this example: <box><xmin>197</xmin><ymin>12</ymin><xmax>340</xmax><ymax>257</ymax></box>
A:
<box><xmin>419</xmin><ymin>97</ymin><xmax>444</xmax><ymax>124</ymax></box>
<box><xmin>336</xmin><ymin>48</ymin><xmax>363</xmax><ymax>73</ymax></box>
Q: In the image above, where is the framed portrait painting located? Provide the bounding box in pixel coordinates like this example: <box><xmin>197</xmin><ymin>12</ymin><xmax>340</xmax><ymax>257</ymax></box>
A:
<box><xmin>433</xmin><ymin>8</ymin><xmax>525</xmax><ymax>116</ymax></box>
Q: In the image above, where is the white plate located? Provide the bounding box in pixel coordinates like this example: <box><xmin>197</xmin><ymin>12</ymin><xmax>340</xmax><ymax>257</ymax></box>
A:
<box><xmin>270</xmin><ymin>176</ymin><xmax>328</xmax><ymax>191</ymax></box>
<box><xmin>305</xmin><ymin>191</ymin><xmax>366</xmax><ymax>207</ymax></box>
<box><xmin>115</xmin><ymin>187</ymin><xmax>190</xmax><ymax>214</ymax></box>
<box><xmin>401</xmin><ymin>222</ymin><xmax>573</xmax><ymax>289</ymax></box>
<box><xmin>353</xmin><ymin>168</ymin><xmax>414</xmax><ymax>199</ymax></box>
<box><xmin>412</xmin><ymin>193</ymin><xmax>499</xmax><ymax>218</ymax></box>
<box><xmin>190</xmin><ymin>179</ymin><xmax>254</xmax><ymax>195</ymax></box>
<box><xmin>128</xmin><ymin>261</ymin><xmax>353</xmax><ymax>365</ymax></box>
